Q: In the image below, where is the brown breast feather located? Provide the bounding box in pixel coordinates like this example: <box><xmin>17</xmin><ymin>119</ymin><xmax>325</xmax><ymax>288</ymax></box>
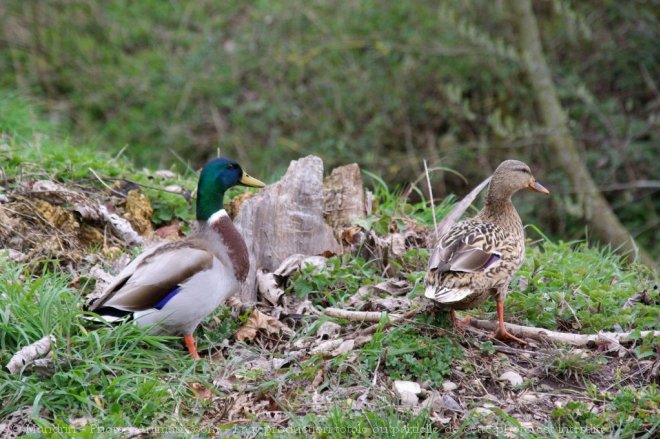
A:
<box><xmin>211</xmin><ymin>215</ymin><xmax>250</xmax><ymax>282</ymax></box>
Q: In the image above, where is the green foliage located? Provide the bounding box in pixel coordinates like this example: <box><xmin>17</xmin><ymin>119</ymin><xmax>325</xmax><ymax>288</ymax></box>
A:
<box><xmin>289</xmin><ymin>255</ymin><xmax>381</xmax><ymax>306</ymax></box>
<box><xmin>549</xmin><ymin>401</ymin><xmax>607</xmax><ymax>433</ymax></box>
<box><xmin>359</xmin><ymin>171</ymin><xmax>457</xmax><ymax>234</ymax></box>
<box><xmin>361</xmin><ymin>325</ymin><xmax>463</xmax><ymax>387</ymax></box>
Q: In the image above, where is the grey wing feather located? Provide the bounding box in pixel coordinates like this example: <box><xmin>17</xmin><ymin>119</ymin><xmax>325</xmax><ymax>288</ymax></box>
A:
<box><xmin>428</xmin><ymin>222</ymin><xmax>500</xmax><ymax>274</ymax></box>
<box><xmin>88</xmin><ymin>242</ymin><xmax>214</xmax><ymax>312</ymax></box>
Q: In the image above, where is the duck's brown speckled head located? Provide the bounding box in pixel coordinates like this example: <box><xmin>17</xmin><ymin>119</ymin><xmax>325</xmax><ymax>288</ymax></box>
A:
<box><xmin>487</xmin><ymin>160</ymin><xmax>549</xmax><ymax>201</ymax></box>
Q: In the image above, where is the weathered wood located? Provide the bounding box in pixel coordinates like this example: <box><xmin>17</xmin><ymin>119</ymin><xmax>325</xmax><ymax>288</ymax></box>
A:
<box><xmin>323</xmin><ymin>163</ymin><xmax>368</xmax><ymax>228</ymax></box>
<box><xmin>234</xmin><ymin>155</ymin><xmax>340</xmax><ymax>302</ymax></box>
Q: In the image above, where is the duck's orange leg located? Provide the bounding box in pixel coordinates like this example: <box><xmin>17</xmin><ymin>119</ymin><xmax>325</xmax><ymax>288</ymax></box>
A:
<box><xmin>493</xmin><ymin>300</ymin><xmax>526</xmax><ymax>345</ymax></box>
<box><xmin>450</xmin><ymin>309</ymin><xmax>474</xmax><ymax>327</ymax></box>
<box><xmin>183</xmin><ymin>334</ymin><xmax>201</xmax><ymax>359</ymax></box>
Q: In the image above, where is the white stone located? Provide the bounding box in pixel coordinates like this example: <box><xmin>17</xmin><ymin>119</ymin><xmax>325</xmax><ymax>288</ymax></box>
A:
<box><xmin>155</xmin><ymin>169</ymin><xmax>176</xmax><ymax>179</ymax></box>
<box><xmin>393</xmin><ymin>380</ymin><xmax>421</xmax><ymax>407</ymax></box>
<box><xmin>499</xmin><ymin>370</ymin><xmax>524</xmax><ymax>386</ymax></box>
<box><xmin>393</xmin><ymin>380</ymin><xmax>422</xmax><ymax>395</ymax></box>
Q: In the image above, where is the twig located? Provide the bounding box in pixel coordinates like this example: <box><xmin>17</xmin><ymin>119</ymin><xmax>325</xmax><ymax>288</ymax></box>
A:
<box><xmin>423</xmin><ymin>159</ymin><xmax>438</xmax><ymax>234</ymax></box>
<box><xmin>88</xmin><ymin>168</ymin><xmax>126</xmax><ymax>197</ymax></box>
<box><xmin>96</xmin><ymin>176</ymin><xmax>191</xmax><ymax>199</ymax></box>
<box><xmin>358</xmin><ymin>305</ymin><xmax>432</xmax><ymax>337</ymax></box>
<box><xmin>324</xmin><ymin>308</ymin><xmax>398</xmax><ymax>322</ymax></box>
<box><xmin>468</xmin><ymin>319</ymin><xmax>660</xmax><ymax>347</ymax></box>
<box><xmin>169</xmin><ymin>148</ymin><xmax>197</xmax><ymax>175</ymax></box>
<box><xmin>112</xmin><ymin>144</ymin><xmax>129</xmax><ymax>162</ymax></box>
<box><xmin>371</xmin><ymin>356</ymin><xmax>381</xmax><ymax>386</ymax></box>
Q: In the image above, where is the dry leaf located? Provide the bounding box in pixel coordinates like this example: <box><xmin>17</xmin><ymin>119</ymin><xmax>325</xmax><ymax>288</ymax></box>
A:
<box><xmin>273</xmin><ymin>254</ymin><xmax>327</xmax><ymax>278</ymax></box>
<box><xmin>235</xmin><ymin>310</ymin><xmax>289</xmax><ymax>342</ymax></box>
<box><xmin>189</xmin><ymin>382</ymin><xmax>214</xmax><ymax>401</ymax></box>
<box><xmin>257</xmin><ymin>269</ymin><xmax>285</xmax><ymax>305</ymax></box>
<box><xmin>341</xmin><ymin>226</ymin><xmax>365</xmax><ymax>245</ymax></box>
<box><xmin>311</xmin><ymin>339</ymin><xmax>344</xmax><ymax>355</ymax></box>
<box><xmin>154</xmin><ymin>223</ymin><xmax>183</xmax><ymax>240</ymax></box>
<box><xmin>98</xmin><ymin>205</ymin><xmax>143</xmax><ymax>245</ymax></box>
<box><xmin>372</xmin><ymin>297</ymin><xmax>411</xmax><ymax>312</ymax></box>
<box><xmin>317</xmin><ymin>321</ymin><xmax>341</xmax><ymax>340</ymax></box>
<box><xmin>331</xmin><ymin>339</ymin><xmax>355</xmax><ymax>356</ymax></box>
<box><xmin>312</xmin><ymin>369</ymin><xmax>324</xmax><ymax>388</ymax></box>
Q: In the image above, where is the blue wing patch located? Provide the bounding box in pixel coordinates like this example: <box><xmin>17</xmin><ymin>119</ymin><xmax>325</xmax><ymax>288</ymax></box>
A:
<box><xmin>153</xmin><ymin>286</ymin><xmax>181</xmax><ymax>310</ymax></box>
<box><xmin>484</xmin><ymin>253</ymin><xmax>501</xmax><ymax>269</ymax></box>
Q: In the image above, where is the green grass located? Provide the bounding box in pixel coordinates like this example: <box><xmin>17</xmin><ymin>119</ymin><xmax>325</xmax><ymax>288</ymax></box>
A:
<box><xmin>0</xmin><ymin>257</ymin><xmax>222</xmax><ymax>436</ymax></box>
<box><xmin>506</xmin><ymin>240</ymin><xmax>658</xmax><ymax>333</ymax></box>
<box><xmin>281</xmin><ymin>405</ymin><xmax>438</xmax><ymax>439</ymax></box>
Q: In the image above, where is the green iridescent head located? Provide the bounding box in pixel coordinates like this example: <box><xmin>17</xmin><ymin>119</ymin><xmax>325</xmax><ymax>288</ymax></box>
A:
<box><xmin>196</xmin><ymin>157</ymin><xmax>265</xmax><ymax>221</ymax></box>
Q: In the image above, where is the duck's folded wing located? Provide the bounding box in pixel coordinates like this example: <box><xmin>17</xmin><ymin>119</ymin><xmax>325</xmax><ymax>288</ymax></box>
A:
<box><xmin>88</xmin><ymin>243</ymin><xmax>213</xmax><ymax>312</ymax></box>
<box><xmin>428</xmin><ymin>224</ymin><xmax>501</xmax><ymax>274</ymax></box>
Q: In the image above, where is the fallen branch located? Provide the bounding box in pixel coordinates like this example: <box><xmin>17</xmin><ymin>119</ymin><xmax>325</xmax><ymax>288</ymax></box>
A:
<box><xmin>324</xmin><ymin>308</ymin><xmax>396</xmax><ymax>322</ymax></box>
<box><xmin>358</xmin><ymin>305</ymin><xmax>434</xmax><ymax>337</ymax></box>
<box><xmin>6</xmin><ymin>335</ymin><xmax>55</xmax><ymax>374</ymax></box>
<box><xmin>469</xmin><ymin>319</ymin><xmax>660</xmax><ymax>346</ymax></box>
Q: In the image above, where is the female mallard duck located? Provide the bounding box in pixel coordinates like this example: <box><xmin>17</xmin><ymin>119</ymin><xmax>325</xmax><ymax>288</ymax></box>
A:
<box><xmin>424</xmin><ymin>160</ymin><xmax>549</xmax><ymax>344</ymax></box>
<box><xmin>88</xmin><ymin>158</ymin><xmax>265</xmax><ymax>359</ymax></box>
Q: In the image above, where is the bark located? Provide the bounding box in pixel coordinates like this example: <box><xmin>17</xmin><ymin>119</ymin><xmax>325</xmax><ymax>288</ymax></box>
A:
<box><xmin>323</xmin><ymin>163</ymin><xmax>369</xmax><ymax>228</ymax></box>
<box><xmin>324</xmin><ymin>307</ymin><xmax>398</xmax><ymax>322</ymax></box>
<box><xmin>6</xmin><ymin>335</ymin><xmax>55</xmax><ymax>374</ymax></box>
<box><xmin>234</xmin><ymin>155</ymin><xmax>340</xmax><ymax>302</ymax></box>
<box><xmin>507</xmin><ymin>0</ymin><xmax>654</xmax><ymax>267</ymax></box>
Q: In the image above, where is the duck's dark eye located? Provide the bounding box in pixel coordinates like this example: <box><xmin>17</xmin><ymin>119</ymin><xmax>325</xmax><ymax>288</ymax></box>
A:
<box><xmin>227</xmin><ymin>163</ymin><xmax>238</xmax><ymax>170</ymax></box>
<box><xmin>517</xmin><ymin>168</ymin><xmax>530</xmax><ymax>174</ymax></box>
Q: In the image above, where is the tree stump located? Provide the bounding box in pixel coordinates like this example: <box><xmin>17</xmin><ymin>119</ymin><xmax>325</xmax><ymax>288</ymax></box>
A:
<box><xmin>323</xmin><ymin>163</ymin><xmax>369</xmax><ymax>228</ymax></box>
<box><xmin>234</xmin><ymin>155</ymin><xmax>340</xmax><ymax>302</ymax></box>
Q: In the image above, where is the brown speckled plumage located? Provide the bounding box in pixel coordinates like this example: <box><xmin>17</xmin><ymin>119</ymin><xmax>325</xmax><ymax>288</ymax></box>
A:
<box><xmin>424</xmin><ymin>160</ymin><xmax>549</xmax><ymax>343</ymax></box>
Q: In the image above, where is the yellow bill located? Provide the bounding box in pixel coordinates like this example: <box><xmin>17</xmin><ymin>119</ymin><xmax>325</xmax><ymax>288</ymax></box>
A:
<box><xmin>240</xmin><ymin>172</ymin><xmax>265</xmax><ymax>188</ymax></box>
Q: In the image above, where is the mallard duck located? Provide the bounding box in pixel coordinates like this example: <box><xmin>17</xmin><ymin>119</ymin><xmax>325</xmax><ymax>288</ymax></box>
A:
<box><xmin>424</xmin><ymin>160</ymin><xmax>549</xmax><ymax>344</ymax></box>
<box><xmin>87</xmin><ymin>158</ymin><xmax>265</xmax><ymax>358</ymax></box>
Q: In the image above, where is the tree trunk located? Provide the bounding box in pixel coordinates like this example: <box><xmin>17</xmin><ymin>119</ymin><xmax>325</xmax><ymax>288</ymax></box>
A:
<box><xmin>506</xmin><ymin>0</ymin><xmax>654</xmax><ymax>267</ymax></box>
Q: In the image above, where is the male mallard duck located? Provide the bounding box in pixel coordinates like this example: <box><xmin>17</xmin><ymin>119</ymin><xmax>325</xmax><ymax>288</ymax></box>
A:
<box><xmin>88</xmin><ymin>158</ymin><xmax>265</xmax><ymax>358</ymax></box>
<box><xmin>424</xmin><ymin>160</ymin><xmax>549</xmax><ymax>344</ymax></box>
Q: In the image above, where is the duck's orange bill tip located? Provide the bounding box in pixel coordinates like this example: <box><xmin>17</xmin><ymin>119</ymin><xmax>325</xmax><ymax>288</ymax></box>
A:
<box><xmin>529</xmin><ymin>181</ymin><xmax>550</xmax><ymax>194</ymax></box>
<box><xmin>240</xmin><ymin>173</ymin><xmax>266</xmax><ymax>188</ymax></box>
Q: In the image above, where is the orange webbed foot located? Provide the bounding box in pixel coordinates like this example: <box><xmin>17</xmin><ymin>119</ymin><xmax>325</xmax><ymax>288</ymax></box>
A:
<box><xmin>492</xmin><ymin>325</ymin><xmax>527</xmax><ymax>345</ymax></box>
<box><xmin>183</xmin><ymin>334</ymin><xmax>201</xmax><ymax>359</ymax></box>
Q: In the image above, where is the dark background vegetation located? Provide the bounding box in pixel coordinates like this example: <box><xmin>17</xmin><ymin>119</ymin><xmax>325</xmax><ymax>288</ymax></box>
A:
<box><xmin>0</xmin><ymin>0</ymin><xmax>657</xmax><ymax>257</ymax></box>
